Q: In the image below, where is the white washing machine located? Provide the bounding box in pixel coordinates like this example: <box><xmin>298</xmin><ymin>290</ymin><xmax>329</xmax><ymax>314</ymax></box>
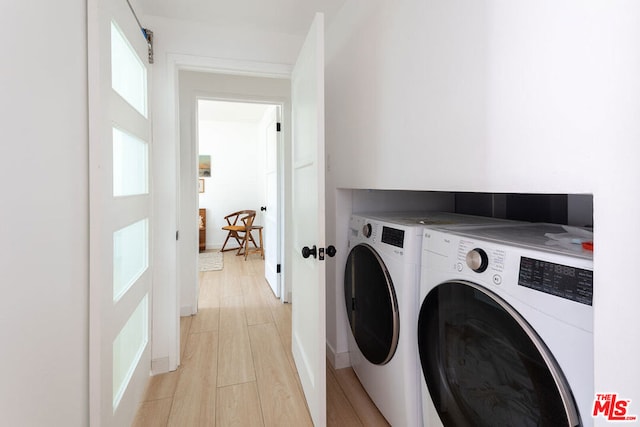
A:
<box><xmin>418</xmin><ymin>223</ymin><xmax>593</xmax><ymax>427</ymax></box>
<box><xmin>344</xmin><ymin>212</ymin><xmax>518</xmax><ymax>426</ymax></box>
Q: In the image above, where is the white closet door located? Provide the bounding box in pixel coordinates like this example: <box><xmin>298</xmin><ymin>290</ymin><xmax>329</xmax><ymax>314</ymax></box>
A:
<box><xmin>264</xmin><ymin>106</ymin><xmax>281</xmax><ymax>297</ymax></box>
<box><xmin>88</xmin><ymin>0</ymin><xmax>153</xmax><ymax>425</ymax></box>
<box><xmin>290</xmin><ymin>13</ymin><xmax>327</xmax><ymax>426</ymax></box>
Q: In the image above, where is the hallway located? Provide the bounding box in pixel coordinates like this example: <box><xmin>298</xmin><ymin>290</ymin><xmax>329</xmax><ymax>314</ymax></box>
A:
<box><xmin>133</xmin><ymin>251</ymin><xmax>389</xmax><ymax>426</ymax></box>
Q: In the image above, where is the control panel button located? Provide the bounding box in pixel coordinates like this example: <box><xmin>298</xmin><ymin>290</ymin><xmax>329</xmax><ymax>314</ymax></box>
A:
<box><xmin>493</xmin><ymin>274</ymin><xmax>502</xmax><ymax>285</ymax></box>
<box><xmin>456</xmin><ymin>262</ymin><xmax>463</xmax><ymax>272</ymax></box>
<box><xmin>466</xmin><ymin>248</ymin><xmax>489</xmax><ymax>273</ymax></box>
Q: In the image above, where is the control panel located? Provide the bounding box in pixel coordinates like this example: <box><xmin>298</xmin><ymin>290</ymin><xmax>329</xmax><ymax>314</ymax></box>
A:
<box><xmin>382</xmin><ymin>226</ymin><xmax>404</xmax><ymax>248</ymax></box>
<box><xmin>454</xmin><ymin>239</ymin><xmax>593</xmax><ymax>306</ymax></box>
<box><xmin>518</xmin><ymin>257</ymin><xmax>593</xmax><ymax>306</ymax></box>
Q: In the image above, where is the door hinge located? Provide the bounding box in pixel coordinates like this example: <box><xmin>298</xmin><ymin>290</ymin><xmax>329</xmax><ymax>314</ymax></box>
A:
<box><xmin>276</xmin><ymin>122</ymin><xmax>281</xmax><ymax>132</ymax></box>
<box><xmin>176</xmin><ymin>230</ymin><xmax>179</xmax><ymax>241</ymax></box>
<box><xmin>277</xmin><ymin>264</ymin><xmax>281</xmax><ymax>273</ymax></box>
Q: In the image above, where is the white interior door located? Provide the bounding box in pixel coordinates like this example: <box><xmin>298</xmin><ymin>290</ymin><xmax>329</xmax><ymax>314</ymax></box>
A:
<box><xmin>264</xmin><ymin>106</ymin><xmax>281</xmax><ymax>297</ymax></box>
<box><xmin>88</xmin><ymin>1</ymin><xmax>152</xmax><ymax>425</ymax></box>
<box><xmin>290</xmin><ymin>13</ymin><xmax>327</xmax><ymax>426</ymax></box>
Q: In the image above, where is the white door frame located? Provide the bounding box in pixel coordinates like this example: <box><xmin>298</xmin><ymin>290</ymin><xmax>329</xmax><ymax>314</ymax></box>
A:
<box><xmin>168</xmin><ymin>55</ymin><xmax>292</xmax><ymax>369</ymax></box>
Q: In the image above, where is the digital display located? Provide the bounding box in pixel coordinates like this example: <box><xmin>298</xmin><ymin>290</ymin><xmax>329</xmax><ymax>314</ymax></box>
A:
<box><xmin>518</xmin><ymin>257</ymin><xmax>593</xmax><ymax>305</ymax></box>
<box><xmin>382</xmin><ymin>226</ymin><xmax>404</xmax><ymax>248</ymax></box>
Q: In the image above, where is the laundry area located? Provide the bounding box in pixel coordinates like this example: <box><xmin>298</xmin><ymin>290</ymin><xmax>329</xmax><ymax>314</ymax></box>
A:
<box><xmin>329</xmin><ymin>190</ymin><xmax>594</xmax><ymax>426</ymax></box>
<box><xmin>318</xmin><ymin>3</ymin><xmax>637</xmax><ymax>425</ymax></box>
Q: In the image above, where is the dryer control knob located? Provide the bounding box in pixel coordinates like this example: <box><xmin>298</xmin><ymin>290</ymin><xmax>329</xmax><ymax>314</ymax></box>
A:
<box><xmin>362</xmin><ymin>223</ymin><xmax>372</xmax><ymax>238</ymax></box>
<box><xmin>466</xmin><ymin>248</ymin><xmax>489</xmax><ymax>273</ymax></box>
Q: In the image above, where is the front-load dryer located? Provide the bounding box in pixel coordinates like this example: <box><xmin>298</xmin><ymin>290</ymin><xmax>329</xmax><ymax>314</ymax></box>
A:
<box><xmin>418</xmin><ymin>223</ymin><xmax>593</xmax><ymax>427</ymax></box>
<box><xmin>344</xmin><ymin>212</ymin><xmax>518</xmax><ymax>426</ymax></box>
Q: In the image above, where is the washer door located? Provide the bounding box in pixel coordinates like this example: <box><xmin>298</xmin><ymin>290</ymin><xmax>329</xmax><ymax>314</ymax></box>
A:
<box><xmin>344</xmin><ymin>243</ymin><xmax>399</xmax><ymax>365</ymax></box>
<box><xmin>418</xmin><ymin>281</ymin><xmax>580</xmax><ymax>427</ymax></box>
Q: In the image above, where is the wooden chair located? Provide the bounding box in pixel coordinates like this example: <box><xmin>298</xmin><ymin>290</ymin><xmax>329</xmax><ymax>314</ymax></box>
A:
<box><xmin>220</xmin><ymin>210</ymin><xmax>257</xmax><ymax>256</ymax></box>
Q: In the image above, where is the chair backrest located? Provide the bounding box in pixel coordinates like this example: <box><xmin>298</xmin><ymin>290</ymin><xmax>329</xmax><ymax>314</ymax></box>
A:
<box><xmin>241</xmin><ymin>211</ymin><xmax>256</xmax><ymax>229</ymax></box>
<box><xmin>224</xmin><ymin>209</ymin><xmax>256</xmax><ymax>227</ymax></box>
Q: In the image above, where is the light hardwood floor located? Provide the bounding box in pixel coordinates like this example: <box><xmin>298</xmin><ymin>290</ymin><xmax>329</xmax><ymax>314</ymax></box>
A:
<box><xmin>133</xmin><ymin>251</ymin><xmax>389</xmax><ymax>426</ymax></box>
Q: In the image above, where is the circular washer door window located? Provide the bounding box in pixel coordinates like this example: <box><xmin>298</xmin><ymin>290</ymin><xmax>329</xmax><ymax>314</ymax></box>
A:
<box><xmin>344</xmin><ymin>243</ymin><xmax>399</xmax><ymax>365</ymax></box>
<box><xmin>418</xmin><ymin>280</ymin><xmax>580</xmax><ymax>427</ymax></box>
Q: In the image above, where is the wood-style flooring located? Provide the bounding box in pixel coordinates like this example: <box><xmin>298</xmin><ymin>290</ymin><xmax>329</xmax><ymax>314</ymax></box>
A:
<box><xmin>133</xmin><ymin>251</ymin><xmax>389</xmax><ymax>426</ymax></box>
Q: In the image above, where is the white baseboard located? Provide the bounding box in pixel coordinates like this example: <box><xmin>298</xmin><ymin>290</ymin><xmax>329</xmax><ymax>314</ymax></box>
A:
<box><xmin>180</xmin><ymin>305</ymin><xmax>196</xmax><ymax>317</ymax></box>
<box><xmin>326</xmin><ymin>342</ymin><xmax>351</xmax><ymax>370</ymax></box>
<box><xmin>151</xmin><ymin>357</ymin><xmax>170</xmax><ymax>375</ymax></box>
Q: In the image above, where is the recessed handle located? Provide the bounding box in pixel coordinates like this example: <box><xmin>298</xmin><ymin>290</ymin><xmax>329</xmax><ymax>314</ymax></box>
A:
<box><xmin>302</xmin><ymin>245</ymin><xmax>317</xmax><ymax>259</ymax></box>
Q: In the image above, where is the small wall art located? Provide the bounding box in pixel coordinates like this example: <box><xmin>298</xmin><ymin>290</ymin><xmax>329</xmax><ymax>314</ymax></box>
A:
<box><xmin>199</xmin><ymin>155</ymin><xmax>211</xmax><ymax>177</ymax></box>
<box><xmin>199</xmin><ymin>178</ymin><xmax>205</xmax><ymax>193</ymax></box>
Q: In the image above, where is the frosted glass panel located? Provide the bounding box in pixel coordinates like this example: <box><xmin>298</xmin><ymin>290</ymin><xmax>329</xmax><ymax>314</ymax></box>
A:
<box><xmin>113</xmin><ymin>127</ymin><xmax>148</xmax><ymax>196</ymax></box>
<box><xmin>111</xmin><ymin>21</ymin><xmax>147</xmax><ymax>117</ymax></box>
<box><xmin>113</xmin><ymin>294</ymin><xmax>148</xmax><ymax>410</ymax></box>
<box><xmin>113</xmin><ymin>219</ymin><xmax>148</xmax><ymax>301</ymax></box>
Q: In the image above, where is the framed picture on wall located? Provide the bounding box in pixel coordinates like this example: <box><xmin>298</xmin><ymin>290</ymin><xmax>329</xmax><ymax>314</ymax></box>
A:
<box><xmin>199</xmin><ymin>155</ymin><xmax>211</xmax><ymax>177</ymax></box>
<box><xmin>199</xmin><ymin>178</ymin><xmax>205</xmax><ymax>193</ymax></box>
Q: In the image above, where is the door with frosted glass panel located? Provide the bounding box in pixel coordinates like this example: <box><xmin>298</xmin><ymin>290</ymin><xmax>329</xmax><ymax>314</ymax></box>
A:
<box><xmin>88</xmin><ymin>0</ymin><xmax>152</xmax><ymax>425</ymax></box>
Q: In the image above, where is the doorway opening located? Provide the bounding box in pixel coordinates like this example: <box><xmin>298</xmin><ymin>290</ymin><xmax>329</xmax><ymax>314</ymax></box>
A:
<box><xmin>175</xmin><ymin>69</ymin><xmax>293</xmax><ymax>376</ymax></box>
<box><xmin>196</xmin><ymin>99</ymin><xmax>283</xmax><ymax>301</ymax></box>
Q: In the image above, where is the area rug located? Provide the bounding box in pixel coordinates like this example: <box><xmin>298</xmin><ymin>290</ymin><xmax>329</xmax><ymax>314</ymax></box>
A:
<box><xmin>199</xmin><ymin>251</ymin><xmax>223</xmax><ymax>272</ymax></box>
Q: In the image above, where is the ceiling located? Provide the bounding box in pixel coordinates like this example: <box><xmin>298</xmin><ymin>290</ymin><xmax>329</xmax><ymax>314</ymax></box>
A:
<box><xmin>198</xmin><ymin>100</ymin><xmax>274</xmax><ymax>123</ymax></box>
<box><xmin>136</xmin><ymin>0</ymin><xmax>348</xmax><ymax>36</ymax></box>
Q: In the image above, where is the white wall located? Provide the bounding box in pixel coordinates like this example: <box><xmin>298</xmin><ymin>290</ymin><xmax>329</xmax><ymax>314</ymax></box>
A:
<box><xmin>144</xmin><ymin>15</ymin><xmax>303</xmax><ymax>66</ymax></box>
<box><xmin>326</xmin><ymin>0</ymin><xmax>640</xmax><ymax>406</ymax></box>
<box><xmin>198</xmin><ymin>118</ymin><xmax>267</xmax><ymax>248</ymax></box>
<box><xmin>0</xmin><ymin>1</ymin><xmax>89</xmax><ymax>425</ymax></box>
<box><xmin>327</xmin><ymin>0</ymin><xmax>599</xmax><ymax>193</ymax></box>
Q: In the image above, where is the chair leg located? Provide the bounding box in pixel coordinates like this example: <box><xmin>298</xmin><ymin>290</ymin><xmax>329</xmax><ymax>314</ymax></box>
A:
<box><xmin>235</xmin><ymin>232</ymin><xmax>244</xmax><ymax>256</ymax></box>
<box><xmin>220</xmin><ymin>233</ymin><xmax>232</xmax><ymax>251</ymax></box>
<box><xmin>244</xmin><ymin>229</ymin><xmax>255</xmax><ymax>260</ymax></box>
<box><xmin>222</xmin><ymin>231</ymin><xmax>245</xmax><ymax>252</ymax></box>
<box><xmin>233</xmin><ymin>233</ymin><xmax>244</xmax><ymax>248</ymax></box>
<box><xmin>247</xmin><ymin>230</ymin><xmax>258</xmax><ymax>248</ymax></box>
<box><xmin>243</xmin><ymin>232</ymin><xmax>249</xmax><ymax>260</ymax></box>
<box><xmin>257</xmin><ymin>227</ymin><xmax>264</xmax><ymax>259</ymax></box>
<box><xmin>243</xmin><ymin>227</ymin><xmax>264</xmax><ymax>260</ymax></box>
<box><xmin>242</xmin><ymin>230</ymin><xmax>251</xmax><ymax>260</ymax></box>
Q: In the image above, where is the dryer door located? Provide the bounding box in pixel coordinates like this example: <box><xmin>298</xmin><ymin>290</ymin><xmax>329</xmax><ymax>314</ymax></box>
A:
<box><xmin>417</xmin><ymin>280</ymin><xmax>580</xmax><ymax>427</ymax></box>
<box><xmin>344</xmin><ymin>243</ymin><xmax>399</xmax><ymax>365</ymax></box>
